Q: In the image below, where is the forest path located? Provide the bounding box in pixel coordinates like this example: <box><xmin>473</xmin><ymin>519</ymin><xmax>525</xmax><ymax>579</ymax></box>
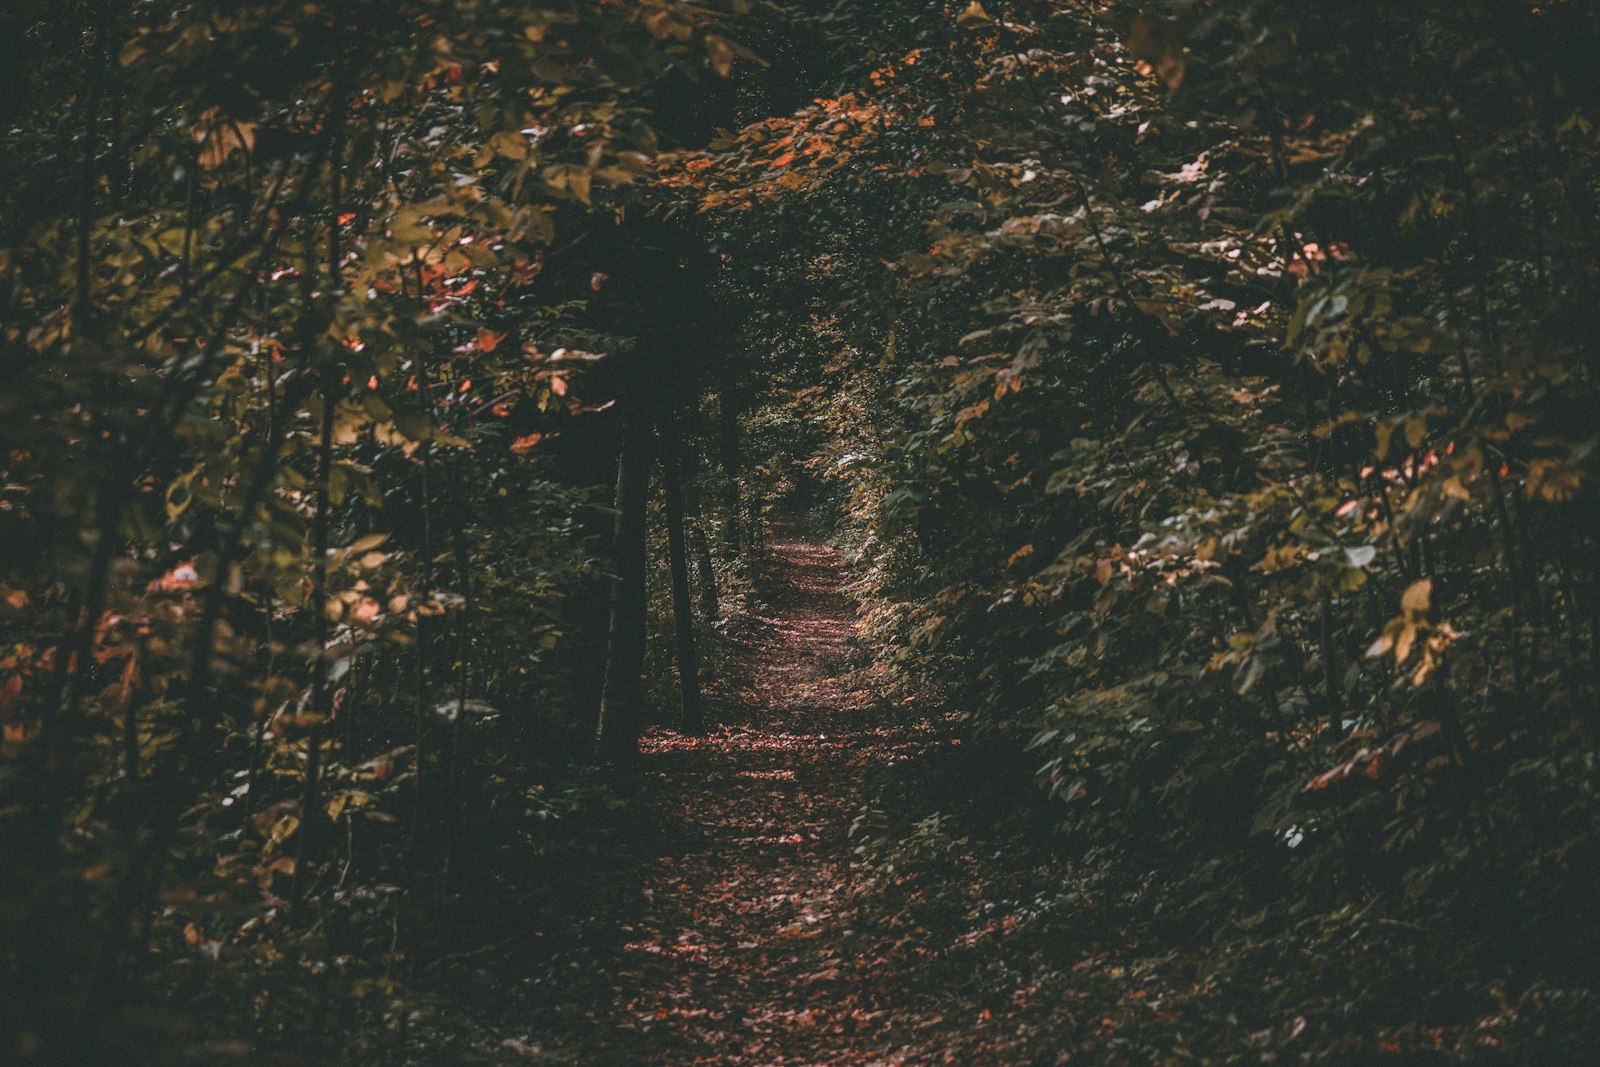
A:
<box><xmin>527</xmin><ymin>526</ymin><xmax>945</xmax><ymax>1065</ymax></box>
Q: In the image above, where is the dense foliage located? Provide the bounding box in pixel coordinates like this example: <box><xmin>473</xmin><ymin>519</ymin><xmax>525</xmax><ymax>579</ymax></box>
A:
<box><xmin>0</xmin><ymin>0</ymin><xmax>755</xmax><ymax>1058</ymax></box>
<box><xmin>684</xmin><ymin>0</ymin><xmax>1600</xmax><ymax>1055</ymax></box>
<box><xmin>682</xmin><ymin>0</ymin><xmax>1600</xmax><ymax>1058</ymax></box>
<box><xmin>3</xmin><ymin>0</ymin><xmax>1598</xmax><ymax>1061</ymax></box>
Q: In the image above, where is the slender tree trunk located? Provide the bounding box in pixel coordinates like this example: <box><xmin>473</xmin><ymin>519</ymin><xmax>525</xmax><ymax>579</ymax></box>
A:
<box><xmin>683</xmin><ymin>458</ymin><xmax>720</xmax><ymax>625</ymax></box>
<box><xmin>291</xmin><ymin>76</ymin><xmax>345</xmax><ymax>905</ymax></box>
<box><xmin>291</xmin><ymin>389</ymin><xmax>336</xmax><ymax>906</ymax></box>
<box><xmin>595</xmin><ymin>399</ymin><xmax>652</xmax><ymax>760</ymax></box>
<box><xmin>661</xmin><ymin>427</ymin><xmax>703</xmax><ymax>733</ymax></box>
<box><xmin>717</xmin><ymin>361</ymin><xmax>743</xmax><ymax>560</ymax></box>
<box><xmin>443</xmin><ymin>470</ymin><xmax>474</xmax><ymax>905</ymax></box>
<box><xmin>242</xmin><ymin>335</ymin><xmax>284</xmax><ymax>830</ymax></box>
<box><xmin>241</xmin><ymin>586</ymin><xmax>276</xmax><ymax>830</ymax></box>
<box><xmin>401</xmin><ymin>246</ymin><xmax>439</xmax><ymax>962</ymax></box>
<box><xmin>747</xmin><ymin>491</ymin><xmax>765</xmax><ymax>561</ymax></box>
<box><xmin>74</xmin><ymin>1</ymin><xmax>107</xmax><ymax>323</ymax></box>
<box><xmin>407</xmin><ymin>409</ymin><xmax>435</xmax><ymax>881</ymax></box>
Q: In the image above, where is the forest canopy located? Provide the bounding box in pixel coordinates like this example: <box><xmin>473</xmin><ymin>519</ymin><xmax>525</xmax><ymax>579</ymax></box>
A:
<box><xmin>2</xmin><ymin>0</ymin><xmax>1598</xmax><ymax>1062</ymax></box>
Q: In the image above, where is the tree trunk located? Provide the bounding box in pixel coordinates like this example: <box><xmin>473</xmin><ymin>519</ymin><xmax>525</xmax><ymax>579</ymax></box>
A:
<box><xmin>595</xmin><ymin>400</ymin><xmax>652</xmax><ymax>760</ymax></box>
<box><xmin>292</xmin><ymin>90</ymin><xmax>345</xmax><ymax>906</ymax></box>
<box><xmin>661</xmin><ymin>431</ymin><xmax>703</xmax><ymax>733</ymax></box>
<box><xmin>444</xmin><ymin>469</ymin><xmax>474</xmax><ymax>907</ymax></box>
<box><xmin>717</xmin><ymin>361</ymin><xmax>743</xmax><ymax>560</ymax></box>
<box><xmin>291</xmin><ymin>389</ymin><xmax>336</xmax><ymax>907</ymax></box>
<box><xmin>683</xmin><ymin>459</ymin><xmax>720</xmax><ymax>626</ymax></box>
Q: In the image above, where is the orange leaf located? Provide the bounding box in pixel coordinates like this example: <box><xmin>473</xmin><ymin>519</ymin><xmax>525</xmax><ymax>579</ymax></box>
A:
<box><xmin>1</xmin><ymin>674</ymin><xmax>22</xmax><ymax>714</ymax></box>
<box><xmin>193</xmin><ymin>108</ymin><xmax>258</xmax><ymax>170</ymax></box>
<box><xmin>1401</xmin><ymin>578</ymin><xmax>1432</xmax><ymax>615</ymax></box>
<box><xmin>2</xmin><ymin>718</ymin><xmax>40</xmax><ymax>747</ymax></box>
<box><xmin>158</xmin><ymin>562</ymin><xmax>199</xmax><ymax>591</ymax></box>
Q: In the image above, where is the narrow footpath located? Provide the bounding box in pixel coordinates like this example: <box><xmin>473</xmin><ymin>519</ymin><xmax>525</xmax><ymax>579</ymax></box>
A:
<box><xmin>492</xmin><ymin>530</ymin><xmax>950</xmax><ymax>1065</ymax></box>
<box><xmin>601</xmin><ymin>530</ymin><xmax>937</xmax><ymax>1064</ymax></box>
<box><xmin>496</xmin><ymin>530</ymin><xmax>1102</xmax><ymax>1067</ymax></box>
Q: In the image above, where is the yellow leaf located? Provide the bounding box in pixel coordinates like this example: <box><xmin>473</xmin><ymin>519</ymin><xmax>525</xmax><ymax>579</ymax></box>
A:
<box><xmin>1375</xmin><ymin>421</ymin><xmax>1394</xmax><ymax>460</ymax></box>
<box><xmin>957</xmin><ymin>1</ymin><xmax>992</xmax><ymax>27</ymax></box>
<box><xmin>706</xmin><ymin>34</ymin><xmax>736</xmax><ymax>78</ymax></box>
<box><xmin>489</xmin><ymin>131</ymin><xmax>528</xmax><ymax>161</ymax></box>
<box><xmin>267</xmin><ymin>814</ymin><xmax>300</xmax><ymax>850</ymax></box>
<box><xmin>568</xmin><ymin>170</ymin><xmax>592</xmax><ymax>205</ymax></box>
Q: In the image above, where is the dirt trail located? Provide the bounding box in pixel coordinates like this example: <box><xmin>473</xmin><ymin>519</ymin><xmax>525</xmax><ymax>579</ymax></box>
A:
<box><xmin>550</xmin><ymin>529</ymin><xmax>940</xmax><ymax>1065</ymax></box>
